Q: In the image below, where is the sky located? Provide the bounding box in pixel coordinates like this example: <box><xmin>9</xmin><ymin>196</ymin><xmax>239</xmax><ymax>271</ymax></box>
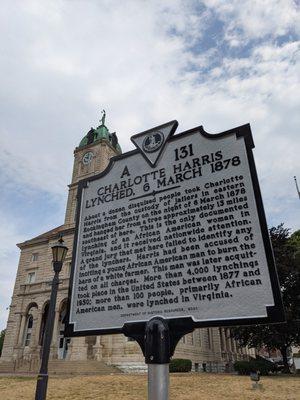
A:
<box><xmin>0</xmin><ymin>0</ymin><xmax>299</xmax><ymax>331</ymax></box>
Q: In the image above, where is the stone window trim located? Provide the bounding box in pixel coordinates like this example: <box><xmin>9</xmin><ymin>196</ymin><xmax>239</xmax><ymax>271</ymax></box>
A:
<box><xmin>66</xmin><ymin>262</ymin><xmax>72</xmax><ymax>277</ymax></box>
<box><xmin>25</xmin><ymin>265</ymin><xmax>39</xmax><ymax>271</ymax></box>
<box><xmin>31</xmin><ymin>253</ymin><xmax>39</xmax><ymax>262</ymax></box>
<box><xmin>27</xmin><ymin>271</ymin><xmax>36</xmax><ymax>284</ymax></box>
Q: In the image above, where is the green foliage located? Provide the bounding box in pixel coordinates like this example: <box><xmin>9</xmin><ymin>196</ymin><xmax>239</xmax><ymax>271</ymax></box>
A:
<box><xmin>231</xmin><ymin>224</ymin><xmax>300</xmax><ymax>373</ymax></box>
<box><xmin>290</xmin><ymin>230</ymin><xmax>300</xmax><ymax>265</ymax></box>
<box><xmin>0</xmin><ymin>329</ymin><xmax>5</xmax><ymax>356</ymax></box>
<box><xmin>289</xmin><ymin>229</ymin><xmax>300</xmax><ymax>247</ymax></box>
<box><xmin>234</xmin><ymin>358</ymin><xmax>275</xmax><ymax>376</ymax></box>
<box><xmin>169</xmin><ymin>358</ymin><xmax>192</xmax><ymax>373</ymax></box>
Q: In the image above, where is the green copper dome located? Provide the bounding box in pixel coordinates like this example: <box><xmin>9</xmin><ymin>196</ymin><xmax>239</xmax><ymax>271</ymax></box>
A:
<box><xmin>78</xmin><ymin>110</ymin><xmax>121</xmax><ymax>152</ymax></box>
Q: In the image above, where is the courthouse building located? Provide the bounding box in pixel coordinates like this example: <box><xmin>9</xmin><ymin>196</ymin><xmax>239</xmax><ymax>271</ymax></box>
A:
<box><xmin>0</xmin><ymin>115</ymin><xmax>254</xmax><ymax>373</ymax></box>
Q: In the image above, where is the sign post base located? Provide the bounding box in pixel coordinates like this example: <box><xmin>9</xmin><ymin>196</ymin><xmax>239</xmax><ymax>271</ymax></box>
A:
<box><xmin>123</xmin><ymin>316</ymin><xmax>194</xmax><ymax>399</ymax></box>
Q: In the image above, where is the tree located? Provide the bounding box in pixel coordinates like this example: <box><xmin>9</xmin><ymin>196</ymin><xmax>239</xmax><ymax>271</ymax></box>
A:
<box><xmin>231</xmin><ymin>224</ymin><xmax>300</xmax><ymax>373</ymax></box>
<box><xmin>0</xmin><ymin>329</ymin><xmax>5</xmax><ymax>357</ymax></box>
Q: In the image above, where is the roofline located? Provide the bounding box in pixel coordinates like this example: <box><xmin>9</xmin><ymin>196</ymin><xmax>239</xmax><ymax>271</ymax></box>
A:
<box><xmin>17</xmin><ymin>226</ymin><xmax>75</xmax><ymax>249</ymax></box>
<box><xmin>75</xmin><ymin>136</ymin><xmax>122</xmax><ymax>154</ymax></box>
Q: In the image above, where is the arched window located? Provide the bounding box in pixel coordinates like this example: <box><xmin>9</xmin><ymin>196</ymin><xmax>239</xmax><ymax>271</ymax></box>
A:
<box><xmin>57</xmin><ymin>301</ymin><xmax>71</xmax><ymax>359</ymax></box>
<box><xmin>24</xmin><ymin>314</ymin><xmax>33</xmax><ymax>347</ymax></box>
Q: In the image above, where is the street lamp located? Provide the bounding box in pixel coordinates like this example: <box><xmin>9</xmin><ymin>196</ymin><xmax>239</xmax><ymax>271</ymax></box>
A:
<box><xmin>35</xmin><ymin>237</ymin><xmax>68</xmax><ymax>400</ymax></box>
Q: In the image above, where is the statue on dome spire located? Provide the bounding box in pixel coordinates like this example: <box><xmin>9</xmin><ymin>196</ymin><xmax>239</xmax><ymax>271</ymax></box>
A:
<box><xmin>100</xmin><ymin>109</ymin><xmax>106</xmax><ymax>126</ymax></box>
<box><xmin>78</xmin><ymin>109</ymin><xmax>121</xmax><ymax>152</ymax></box>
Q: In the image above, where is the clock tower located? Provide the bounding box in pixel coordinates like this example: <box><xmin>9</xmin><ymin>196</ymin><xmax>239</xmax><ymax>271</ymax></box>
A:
<box><xmin>64</xmin><ymin>111</ymin><xmax>121</xmax><ymax>226</ymax></box>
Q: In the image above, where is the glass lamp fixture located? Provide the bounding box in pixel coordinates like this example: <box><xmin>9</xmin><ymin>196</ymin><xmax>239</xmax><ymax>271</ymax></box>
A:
<box><xmin>51</xmin><ymin>237</ymin><xmax>68</xmax><ymax>263</ymax></box>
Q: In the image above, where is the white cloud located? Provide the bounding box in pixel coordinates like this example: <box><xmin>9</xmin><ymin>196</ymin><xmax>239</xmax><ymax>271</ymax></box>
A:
<box><xmin>0</xmin><ymin>0</ymin><xmax>299</xmax><ymax>329</ymax></box>
<box><xmin>204</xmin><ymin>0</ymin><xmax>300</xmax><ymax>45</ymax></box>
<box><xmin>0</xmin><ymin>1</ymin><xmax>298</xmax><ymax>213</ymax></box>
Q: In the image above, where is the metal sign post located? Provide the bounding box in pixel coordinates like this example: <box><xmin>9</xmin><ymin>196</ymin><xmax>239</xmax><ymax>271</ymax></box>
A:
<box><xmin>148</xmin><ymin>364</ymin><xmax>169</xmax><ymax>400</ymax></box>
<box><xmin>145</xmin><ymin>318</ymin><xmax>170</xmax><ymax>400</ymax></box>
<box><xmin>123</xmin><ymin>317</ymin><xmax>193</xmax><ymax>400</ymax></box>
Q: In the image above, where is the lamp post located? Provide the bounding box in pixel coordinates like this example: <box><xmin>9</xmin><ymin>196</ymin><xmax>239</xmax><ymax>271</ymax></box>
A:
<box><xmin>35</xmin><ymin>237</ymin><xmax>68</xmax><ymax>400</ymax></box>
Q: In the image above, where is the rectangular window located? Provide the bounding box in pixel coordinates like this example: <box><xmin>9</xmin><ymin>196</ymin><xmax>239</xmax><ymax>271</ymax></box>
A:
<box><xmin>24</xmin><ymin>332</ymin><xmax>31</xmax><ymax>346</ymax></box>
<box><xmin>24</xmin><ymin>315</ymin><xmax>33</xmax><ymax>346</ymax></box>
<box><xmin>67</xmin><ymin>262</ymin><xmax>72</xmax><ymax>277</ymax></box>
<box><xmin>31</xmin><ymin>253</ymin><xmax>38</xmax><ymax>261</ymax></box>
<box><xmin>27</xmin><ymin>272</ymin><xmax>36</xmax><ymax>284</ymax></box>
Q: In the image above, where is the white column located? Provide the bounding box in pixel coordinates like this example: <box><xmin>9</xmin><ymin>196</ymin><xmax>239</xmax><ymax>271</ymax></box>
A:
<box><xmin>107</xmin><ymin>335</ymin><xmax>113</xmax><ymax>363</ymax></box>
<box><xmin>34</xmin><ymin>311</ymin><xmax>43</xmax><ymax>346</ymax></box>
<box><xmin>51</xmin><ymin>310</ymin><xmax>60</xmax><ymax>346</ymax></box>
<box><xmin>17</xmin><ymin>313</ymin><xmax>27</xmax><ymax>346</ymax></box>
<box><xmin>50</xmin><ymin>309</ymin><xmax>60</xmax><ymax>359</ymax></box>
<box><xmin>93</xmin><ymin>336</ymin><xmax>103</xmax><ymax>360</ymax></box>
<box><xmin>28</xmin><ymin>308</ymin><xmax>41</xmax><ymax>349</ymax></box>
<box><xmin>221</xmin><ymin>328</ymin><xmax>226</xmax><ymax>352</ymax></box>
<box><xmin>69</xmin><ymin>337</ymin><xmax>88</xmax><ymax>360</ymax></box>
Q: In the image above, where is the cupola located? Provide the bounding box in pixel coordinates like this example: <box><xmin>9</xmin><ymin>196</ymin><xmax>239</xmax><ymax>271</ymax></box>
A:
<box><xmin>78</xmin><ymin>110</ymin><xmax>121</xmax><ymax>153</ymax></box>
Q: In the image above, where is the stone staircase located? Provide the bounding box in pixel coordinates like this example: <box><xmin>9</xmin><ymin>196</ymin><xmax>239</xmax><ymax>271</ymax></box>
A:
<box><xmin>48</xmin><ymin>360</ymin><xmax>121</xmax><ymax>375</ymax></box>
<box><xmin>116</xmin><ymin>362</ymin><xmax>147</xmax><ymax>374</ymax></box>
<box><xmin>0</xmin><ymin>359</ymin><xmax>121</xmax><ymax>375</ymax></box>
<box><xmin>0</xmin><ymin>361</ymin><xmax>15</xmax><ymax>373</ymax></box>
<box><xmin>15</xmin><ymin>357</ymin><xmax>39</xmax><ymax>373</ymax></box>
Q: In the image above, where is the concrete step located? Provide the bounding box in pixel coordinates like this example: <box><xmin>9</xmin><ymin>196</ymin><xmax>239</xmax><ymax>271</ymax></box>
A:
<box><xmin>6</xmin><ymin>359</ymin><xmax>121</xmax><ymax>375</ymax></box>
<box><xmin>117</xmin><ymin>362</ymin><xmax>147</xmax><ymax>374</ymax></box>
<box><xmin>48</xmin><ymin>360</ymin><xmax>121</xmax><ymax>375</ymax></box>
<box><xmin>14</xmin><ymin>358</ymin><xmax>39</xmax><ymax>373</ymax></box>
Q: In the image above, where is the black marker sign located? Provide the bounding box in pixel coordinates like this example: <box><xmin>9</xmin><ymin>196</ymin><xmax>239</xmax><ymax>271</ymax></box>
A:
<box><xmin>65</xmin><ymin>122</ymin><xmax>284</xmax><ymax>336</ymax></box>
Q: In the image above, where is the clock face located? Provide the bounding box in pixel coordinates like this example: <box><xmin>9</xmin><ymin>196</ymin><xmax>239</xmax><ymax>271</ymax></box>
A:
<box><xmin>82</xmin><ymin>152</ymin><xmax>93</xmax><ymax>165</ymax></box>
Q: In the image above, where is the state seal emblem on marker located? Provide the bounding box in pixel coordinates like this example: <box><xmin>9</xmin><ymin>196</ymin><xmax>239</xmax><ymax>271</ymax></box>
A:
<box><xmin>142</xmin><ymin>131</ymin><xmax>164</xmax><ymax>153</ymax></box>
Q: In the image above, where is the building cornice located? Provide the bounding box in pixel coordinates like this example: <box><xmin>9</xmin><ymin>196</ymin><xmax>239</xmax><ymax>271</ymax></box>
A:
<box><xmin>17</xmin><ymin>226</ymin><xmax>75</xmax><ymax>250</ymax></box>
<box><xmin>73</xmin><ymin>137</ymin><xmax>121</xmax><ymax>155</ymax></box>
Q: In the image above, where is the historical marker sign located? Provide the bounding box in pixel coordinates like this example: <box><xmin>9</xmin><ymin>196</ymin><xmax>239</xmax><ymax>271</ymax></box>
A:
<box><xmin>65</xmin><ymin>122</ymin><xmax>284</xmax><ymax>336</ymax></box>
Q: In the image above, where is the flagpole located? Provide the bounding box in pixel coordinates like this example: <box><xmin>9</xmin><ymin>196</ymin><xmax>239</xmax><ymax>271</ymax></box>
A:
<box><xmin>294</xmin><ymin>176</ymin><xmax>300</xmax><ymax>199</ymax></box>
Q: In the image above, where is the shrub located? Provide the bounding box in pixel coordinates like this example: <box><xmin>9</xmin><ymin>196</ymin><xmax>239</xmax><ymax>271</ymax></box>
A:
<box><xmin>169</xmin><ymin>358</ymin><xmax>192</xmax><ymax>373</ymax></box>
<box><xmin>233</xmin><ymin>361</ymin><xmax>251</xmax><ymax>375</ymax></box>
<box><xmin>234</xmin><ymin>357</ymin><xmax>276</xmax><ymax>376</ymax></box>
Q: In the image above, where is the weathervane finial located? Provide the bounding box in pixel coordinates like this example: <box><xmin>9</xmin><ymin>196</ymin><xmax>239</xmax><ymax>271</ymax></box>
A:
<box><xmin>100</xmin><ymin>109</ymin><xmax>106</xmax><ymax>126</ymax></box>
